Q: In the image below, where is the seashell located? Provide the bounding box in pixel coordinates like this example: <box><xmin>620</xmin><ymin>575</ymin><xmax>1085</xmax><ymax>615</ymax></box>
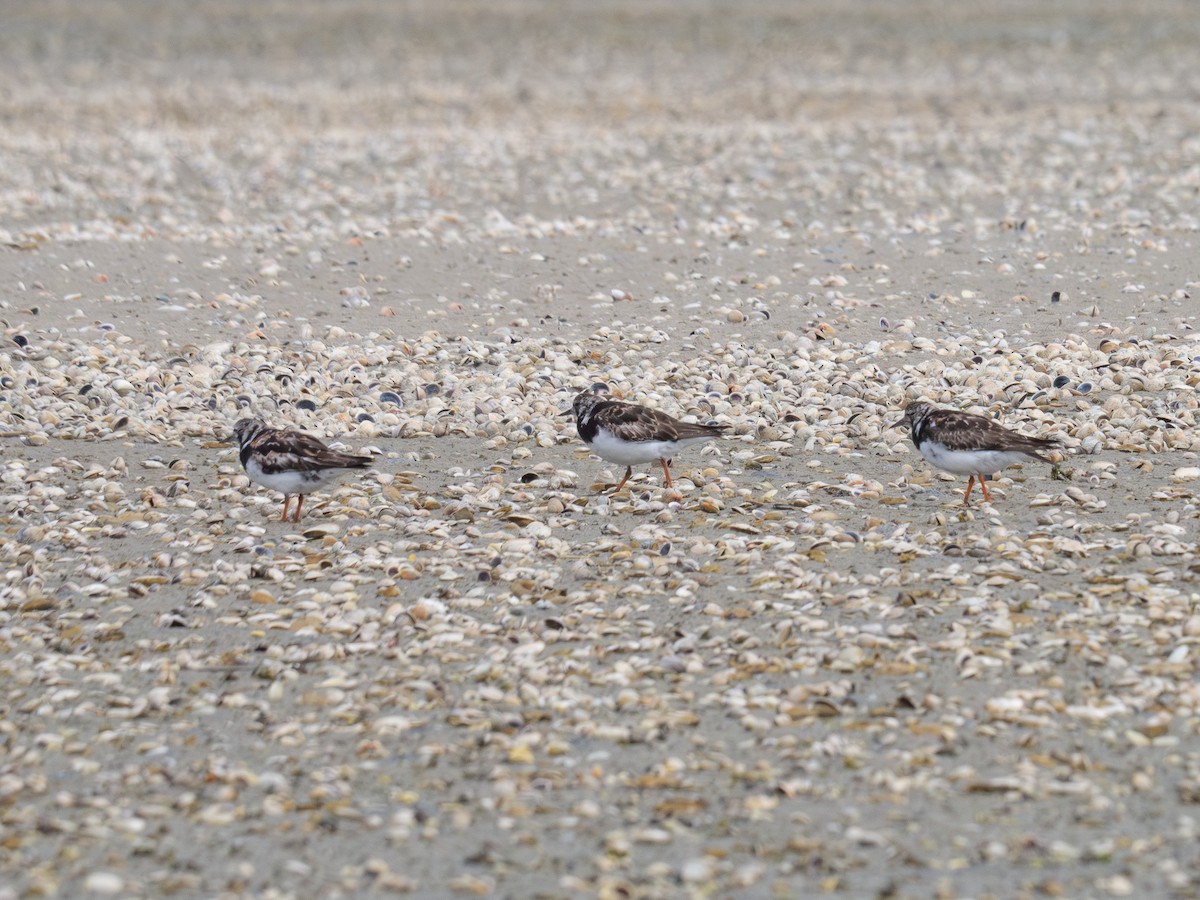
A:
<box><xmin>302</xmin><ymin>524</ymin><xmax>340</xmax><ymax>539</ymax></box>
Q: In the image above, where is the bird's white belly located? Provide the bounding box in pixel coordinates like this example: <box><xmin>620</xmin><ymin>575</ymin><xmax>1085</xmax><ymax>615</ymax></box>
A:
<box><xmin>246</xmin><ymin>459</ymin><xmax>341</xmax><ymax>495</ymax></box>
<box><xmin>920</xmin><ymin>442</ymin><xmax>1030</xmax><ymax>476</ymax></box>
<box><xmin>589</xmin><ymin>429</ymin><xmax>713</xmax><ymax>466</ymax></box>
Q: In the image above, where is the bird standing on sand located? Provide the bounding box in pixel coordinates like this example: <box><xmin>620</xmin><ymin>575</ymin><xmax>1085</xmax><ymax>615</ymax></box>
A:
<box><xmin>898</xmin><ymin>400</ymin><xmax>1063</xmax><ymax>504</ymax></box>
<box><xmin>233</xmin><ymin>417</ymin><xmax>373</xmax><ymax>522</ymax></box>
<box><xmin>571</xmin><ymin>389</ymin><xmax>726</xmax><ymax>493</ymax></box>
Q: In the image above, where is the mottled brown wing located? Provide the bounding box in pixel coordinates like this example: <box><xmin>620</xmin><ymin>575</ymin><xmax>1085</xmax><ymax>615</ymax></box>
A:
<box><xmin>251</xmin><ymin>428</ymin><xmax>372</xmax><ymax>473</ymax></box>
<box><xmin>672</xmin><ymin>419</ymin><xmax>728</xmax><ymax>440</ymax></box>
<box><xmin>596</xmin><ymin>402</ymin><xmax>725</xmax><ymax>442</ymax></box>
<box><xmin>927</xmin><ymin>409</ymin><xmax>1061</xmax><ymax>457</ymax></box>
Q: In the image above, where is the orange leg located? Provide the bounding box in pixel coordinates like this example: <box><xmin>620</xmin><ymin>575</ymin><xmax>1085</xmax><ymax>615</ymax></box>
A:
<box><xmin>659</xmin><ymin>458</ymin><xmax>674</xmax><ymax>488</ymax></box>
<box><xmin>962</xmin><ymin>475</ymin><xmax>975</xmax><ymax>505</ymax></box>
<box><xmin>609</xmin><ymin>466</ymin><xmax>633</xmax><ymax>494</ymax></box>
<box><xmin>281</xmin><ymin>495</ymin><xmax>292</xmax><ymax>521</ymax></box>
<box><xmin>293</xmin><ymin>494</ymin><xmax>305</xmax><ymax>522</ymax></box>
<box><xmin>979</xmin><ymin>477</ymin><xmax>992</xmax><ymax>503</ymax></box>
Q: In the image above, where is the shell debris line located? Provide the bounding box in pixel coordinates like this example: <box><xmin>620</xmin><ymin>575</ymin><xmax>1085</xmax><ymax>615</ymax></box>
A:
<box><xmin>3</xmin><ymin>1</ymin><xmax>1200</xmax><ymax>898</ymax></box>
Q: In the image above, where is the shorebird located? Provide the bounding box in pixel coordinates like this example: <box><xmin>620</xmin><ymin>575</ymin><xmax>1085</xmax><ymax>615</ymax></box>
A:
<box><xmin>233</xmin><ymin>417</ymin><xmax>372</xmax><ymax>522</ymax></box>
<box><xmin>898</xmin><ymin>401</ymin><xmax>1063</xmax><ymax>504</ymax></box>
<box><xmin>571</xmin><ymin>389</ymin><xmax>725</xmax><ymax>493</ymax></box>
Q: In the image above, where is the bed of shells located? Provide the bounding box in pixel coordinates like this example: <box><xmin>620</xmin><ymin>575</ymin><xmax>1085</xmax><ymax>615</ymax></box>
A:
<box><xmin>3</xmin><ymin>1</ymin><xmax>1200</xmax><ymax>898</ymax></box>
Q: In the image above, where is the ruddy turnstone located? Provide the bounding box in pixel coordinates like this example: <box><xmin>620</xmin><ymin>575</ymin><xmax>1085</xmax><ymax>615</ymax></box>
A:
<box><xmin>232</xmin><ymin>417</ymin><xmax>372</xmax><ymax>522</ymax></box>
<box><xmin>898</xmin><ymin>401</ymin><xmax>1063</xmax><ymax>504</ymax></box>
<box><xmin>571</xmin><ymin>389</ymin><xmax>726</xmax><ymax>492</ymax></box>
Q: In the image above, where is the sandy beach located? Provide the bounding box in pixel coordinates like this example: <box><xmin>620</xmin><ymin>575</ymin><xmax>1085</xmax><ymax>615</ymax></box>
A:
<box><xmin>2</xmin><ymin>2</ymin><xmax>1200</xmax><ymax>897</ymax></box>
